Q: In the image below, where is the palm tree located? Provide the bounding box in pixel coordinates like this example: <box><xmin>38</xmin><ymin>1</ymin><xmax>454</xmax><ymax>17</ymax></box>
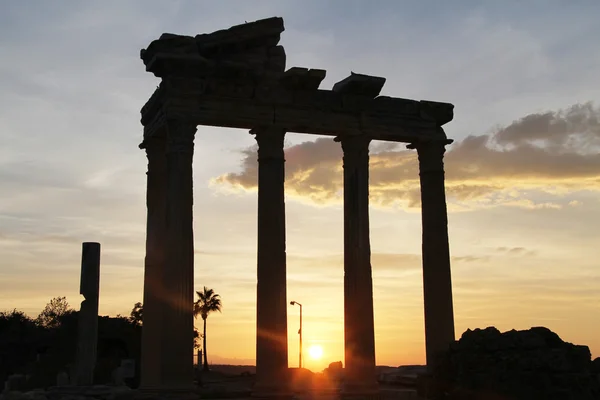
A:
<box><xmin>193</xmin><ymin>286</ymin><xmax>222</xmax><ymax>371</ymax></box>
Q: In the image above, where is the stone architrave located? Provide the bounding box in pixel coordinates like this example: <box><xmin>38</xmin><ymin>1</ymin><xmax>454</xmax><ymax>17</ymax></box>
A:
<box><xmin>75</xmin><ymin>242</ymin><xmax>101</xmax><ymax>386</ymax></box>
<box><xmin>336</xmin><ymin>135</ymin><xmax>379</xmax><ymax>399</ymax></box>
<box><xmin>409</xmin><ymin>141</ymin><xmax>455</xmax><ymax>369</ymax></box>
<box><xmin>252</xmin><ymin>127</ymin><xmax>291</xmax><ymax>398</ymax></box>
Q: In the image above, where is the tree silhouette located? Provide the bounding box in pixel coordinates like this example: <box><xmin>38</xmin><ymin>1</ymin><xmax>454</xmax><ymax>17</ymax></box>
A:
<box><xmin>36</xmin><ymin>297</ymin><xmax>73</xmax><ymax>329</ymax></box>
<box><xmin>194</xmin><ymin>329</ymin><xmax>203</xmax><ymax>350</ymax></box>
<box><xmin>129</xmin><ymin>302</ymin><xmax>143</xmax><ymax>326</ymax></box>
<box><xmin>127</xmin><ymin>302</ymin><xmax>202</xmax><ymax>351</ymax></box>
<box><xmin>193</xmin><ymin>287</ymin><xmax>222</xmax><ymax>372</ymax></box>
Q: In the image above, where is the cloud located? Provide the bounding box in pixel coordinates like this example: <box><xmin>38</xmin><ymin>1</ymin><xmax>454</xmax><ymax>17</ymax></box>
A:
<box><xmin>213</xmin><ymin>103</ymin><xmax>600</xmax><ymax>210</ymax></box>
<box><xmin>495</xmin><ymin>247</ymin><xmax>537</xmax><ymax>257</ymax></box>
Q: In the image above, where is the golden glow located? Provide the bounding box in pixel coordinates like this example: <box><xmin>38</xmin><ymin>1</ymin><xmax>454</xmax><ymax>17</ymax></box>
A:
<box><xmin>308</xmin><ymin>344</ymin><xmax>323</xmax><ymax>360</ymax></box>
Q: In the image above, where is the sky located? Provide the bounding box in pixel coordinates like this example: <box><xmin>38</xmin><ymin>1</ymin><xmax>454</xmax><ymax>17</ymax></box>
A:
<box><xmin>1</xmin><ymin>0</ymin><xmax>599</xmax><ymax>371</ymax></box>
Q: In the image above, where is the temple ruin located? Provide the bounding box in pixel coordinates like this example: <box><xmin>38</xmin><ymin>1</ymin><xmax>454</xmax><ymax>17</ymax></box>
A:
<box><xmin>138</xmin><ymin>17</ymin><xmax>455</xmax><ymax>398</ymax></box>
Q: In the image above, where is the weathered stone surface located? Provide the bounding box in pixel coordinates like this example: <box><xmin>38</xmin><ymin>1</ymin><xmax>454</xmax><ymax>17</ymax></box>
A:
<box><xmin>592</xmin><ymin>357</ymin><xmax>600</xmax><ymax>373</ymax></box>
<box><xmin>195</xmin><ymin>17</ymin><xmax>284</xmax><ymax>54</ymax></box>
<box><xmin>141</xmin><ymin>17</ymin><xmax>285</xmax><ymax>78</ymax></box>
<box><xmin>1</xmin><ymin>386</ymin><xmax>133</xmax><ymax>400</ymax></box>
<box><xmin>410</xmin><ymin>142</ymin><xmax>455</xmax><ymax>371</ymax></box>
<box><xmin>141</xmin><ymin>83</ymin><xmax>449</xmax><ymax>142</ymax></box>
<box><xmin>75</xmin><ymin>243</ymin><xmax>101</xmax><ymax>386</ymax></box>
<box><xmin>419</xmin><ymin>100</ymin><xmax>454</xmax><ymax>125</ymax></box>
<box><xmin>280</xmin><ymin>67</ymin><xmax>326</xmax><ymax>91</ymax></box>
<box><xmin>379</xmin><ymin>365</ymin><xmax>426</xmax><ymax>386</ymax></box>
<box><xmin>55</xmin><ymin>372</ymin><xmax>69</xmax><ymax>387</ymax></box>
<box><xmin>332</xmin><ymin>72</ymin><xmax>386</xmax><ymax>98</ymax></box>
<box><xmin>431</xmin><ymin>327</ymin><xmax>600</xmax><ymax>400</ymax></box>
<box><xmin>337</xmin><ymin>135</ymin><xmax>379</xmax><ymax>399</ymax></box>
<box><xmin>323</xmin><ymin>362</ymin><xmax>344</xmax><ymax>382</ymax></box>
<box><xmin>252</xmin><ymin>128</ymin><xmax>291</xmax><ymax>398</ymax></box>
<box><xmin>0</xmin><ymin>390</ymin><xmax>48</xmax><ymax>400</ymax></box>
<box><xmin>3</xmin><ymin>375</ymin><xmax>27</xmax><ymax>393</ymax></box>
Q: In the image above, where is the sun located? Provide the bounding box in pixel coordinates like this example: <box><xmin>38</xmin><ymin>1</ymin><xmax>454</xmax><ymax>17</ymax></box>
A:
<box><xmin>308</xmin><ymin>344</ymin><xmax>323</xmax><ymax>360</ymax></box>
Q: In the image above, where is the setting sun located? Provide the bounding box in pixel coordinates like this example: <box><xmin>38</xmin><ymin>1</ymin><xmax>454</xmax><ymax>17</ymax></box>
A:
<box><xmin>308</xmin><ymin>345</ymin><xmax>323</xmax><ymax>360</ymax></box>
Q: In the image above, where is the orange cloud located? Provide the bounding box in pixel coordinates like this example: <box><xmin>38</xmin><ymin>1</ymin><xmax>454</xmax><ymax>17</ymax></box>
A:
<box><xmin>212</xmin><ymin>102</ymin><xmax>600</xmax><ymax>209</ymax></box>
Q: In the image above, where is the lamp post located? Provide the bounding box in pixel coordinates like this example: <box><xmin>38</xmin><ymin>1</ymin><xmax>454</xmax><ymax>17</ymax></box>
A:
<box><xmin>290</xmin><ymin>301</ymin><xmax>302</xmax><ymax>369</ymax></box>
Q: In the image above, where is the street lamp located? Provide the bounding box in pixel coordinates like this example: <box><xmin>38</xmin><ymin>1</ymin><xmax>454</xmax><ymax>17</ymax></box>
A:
<box><xmin>290</xmin><ymin>300</ymin><xmax>302</xmax><ymax>369</ymax></box>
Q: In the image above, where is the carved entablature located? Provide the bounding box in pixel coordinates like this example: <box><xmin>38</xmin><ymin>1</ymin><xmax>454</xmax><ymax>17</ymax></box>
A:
<box><xmin>139</xmin><ymin>17</ymin><xmax>454</xmax><ymax>145</ymax></box>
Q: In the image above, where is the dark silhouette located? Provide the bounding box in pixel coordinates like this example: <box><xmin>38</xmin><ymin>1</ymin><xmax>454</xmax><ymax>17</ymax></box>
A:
<box><xmin>0</xmin><ymin>298</ymin><xmax>141</xmax><ymax>389</ymax></box>
<box><xmin>193</xmin><ymin>286</ymin><xmax>222</xmax><ymax>372</ymax></box>
<box><xmin>75</xmin><ymin>241</ymin><xmax>101</xmax><ymax>385</ymax></box>
<box><xmin>35</xmin><ymin>296</ymin><xmax>72</xmax><ymax>328</ymax></box>
<box><xmin>427</xmin><ymin>326</ymin><xmax>600</xmax><ymax>399</ymax></box>
<box><xmin>127</xmin><ymin>301</ymin><xmax>201</xmax><ymax>349</ymax></box>
<box><xmin>129</xmin><ymin>302</ymin><xmax>143</xmax><ymax>326</ymax></box>
<box><xmin>138</xmin><ymin>16</ymin><xmax>454</xmax><ymax>394</ymax></box>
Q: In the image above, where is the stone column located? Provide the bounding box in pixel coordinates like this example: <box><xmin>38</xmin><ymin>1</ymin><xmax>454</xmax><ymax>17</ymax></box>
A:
<box><xmin>252</xmin><ymin>127</ymin><xmax>291</xmax><ymax>398</ymax></box>
<box><xmin>161</xmin><ymin>119</ymin><xmax>197</xmax><ymax>390</ymax></box>
<box><xmin>75</xmin><ymin>242</ymin><xmax>101</xmax><ymax>386</ymax></box>
<box><xmin>409</xmin><ymin>141</ymin><xmax>455</xmax><ymax>370</ymax></box>
<box><xmin>336</xmin><ymin>135</ymin><xmax>379</xmax><ymax>399</ymax></box>
<box><xmin>140</xmin><ymin>135</ymin><xmax>168</xmax><ymax>390</ymax></box>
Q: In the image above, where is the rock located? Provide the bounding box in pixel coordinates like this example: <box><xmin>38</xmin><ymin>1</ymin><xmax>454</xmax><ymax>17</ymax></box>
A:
<box><xmin>38</xmin><ymin>385</ymin><xmax>136</xmax><ymax>400</ymax></box>
<box><xmin>433</xmin><ymin>326</ymin><xmax>600</xmax><ymax>400</ymax></box>
<box><xmin>592</xmin><ymin>357</ymin><xmax>600</xmax><ymax>373</ymax></box>
<box><xmin>0</xmin><ymin>390</ymin><xmax>48</xmax><ymax>400</ymax></box>
<box><xmin>111</xmin><ymin>367</ymin><xmax>125</xmax><ymax>387</ymax></box>
<box><xmin>83</xmin><ymin>385</ymin><xmax>113</xmax><ymax>397</ymax></box>
<box><xmin>55</xmin><ymin>372</ymin><xmax>69</xmax><ymax>387</ymax></box>
<box><xmin>0</xmin><ymin>392</ymin><xmax>26</xmax><ymax>400</ymax></box>
<box><xmin>328</xmin><ymin>361</ymin><xmax>343</xmax><ymax>371</ymax></box>
<box><xmin>323</xmin><ymin>361</ymin><xmax>344</xmax><ymax>381</ymax></box>
<box><xmin>106</xmin><ymin>387</ymin><xmax>133</xmax><ymax>400</ymax></box>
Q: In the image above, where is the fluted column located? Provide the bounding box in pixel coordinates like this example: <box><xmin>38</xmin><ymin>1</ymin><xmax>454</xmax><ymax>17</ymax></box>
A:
<box><xmin>252</xmin><ymin>127</ymin><xmax>290</xmax><ymax>399</ymax></box>
<box><xmin>163</xmin><ymin>119</ymin><xmax>197</xmax><ymax>389</ymax></box>
<box><xmin>336</xmin><ymin>135</ymin><xmax>379</xmax><ymax>399</ymax></box>
<box><xmin>140</xmin><ymin>135</ymin><xmax>167</xmax><ymax>389</ymax></box>
<box><xmin>409</xmin><ymin>141</ymin><xmax>455</xmax><ymax>370</ymax></box>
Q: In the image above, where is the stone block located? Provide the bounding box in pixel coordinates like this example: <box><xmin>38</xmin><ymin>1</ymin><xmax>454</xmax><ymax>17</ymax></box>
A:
<box><xmin>433</xmin><ymin>326</ymin><xmax>600</xmax><ymax>399</ymax></box>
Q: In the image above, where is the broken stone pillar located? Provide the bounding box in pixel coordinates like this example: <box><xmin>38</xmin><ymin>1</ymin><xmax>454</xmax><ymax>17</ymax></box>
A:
<box><xmin>252</xmin><ymin>127</ymin><xmax>291</xmax><ymax>398</ymax></box>
<box><xmin>336</xmin><ymin>135</ymin><xmax>379</xmax><ymax>399</ymax></box>
<box><xmin>409</xmin><ymin>141</ymin><xmax>455</xmax><ymax>370</ymax></box>
<box><xmin>140</xmin><ymin>134</ymin><xmax>168</xmax><ymax>390</ymax></box>
<box><xmin>75</xmin><ymin>242</ymin><xmax>101</xmax><ymax>385</ymax></box>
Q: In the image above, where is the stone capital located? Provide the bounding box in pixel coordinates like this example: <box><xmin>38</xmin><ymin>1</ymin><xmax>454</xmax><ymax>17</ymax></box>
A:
<box><xmin>335</xmin><ymin>135</ymin><xmax>371</xmax><ymax>167</ymax></box>
<box><xmin>251</xmin><ymin>127</ymin><xmax>286</xmax><ymax>162</ymax></box>
<box><xmin>408</xmin><ymin>141</ymin><xmax>450</xmax><ymax>173</ymax></box>
<box><xmin>166</xmin><ymin>119</ymin><xmax>197</xmax><ymax>155</ymax></box>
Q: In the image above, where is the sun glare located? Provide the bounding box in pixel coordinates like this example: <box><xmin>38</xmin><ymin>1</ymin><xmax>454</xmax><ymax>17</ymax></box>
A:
<box><xmin>308</xmin><ymin>344</ymin><xmax>323</xmax><ymax>359</ymax></box>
